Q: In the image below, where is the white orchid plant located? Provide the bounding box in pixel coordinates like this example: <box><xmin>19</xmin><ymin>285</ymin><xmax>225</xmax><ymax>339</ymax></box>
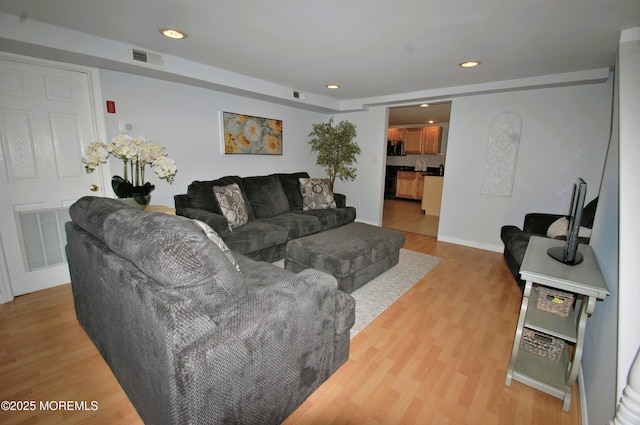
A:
<box><xmin>82</xmin><ymin>134</ymin><xmax>177</xmax><ymax>205</ymax></box>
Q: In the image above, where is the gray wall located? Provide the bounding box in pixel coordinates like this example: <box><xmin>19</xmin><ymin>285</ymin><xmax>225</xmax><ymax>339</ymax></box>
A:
<box><xmin>98</xmin><ymin>69</ymin><xmax>330</xmax><ymax>208</ymax></box>
<box><xmin>440</xmin><ymin>83</ymin><xmax>613</xmax><ymax>252</ymax></box>
<box><xmin>582</xmin><ymin>66</ymin><xmax>618</xmax><ymax>422</ymax></box>
<box><xmin>334</xmin><ymin>81</ymin><xmax>614</xmax><ymax>254</ymax></box>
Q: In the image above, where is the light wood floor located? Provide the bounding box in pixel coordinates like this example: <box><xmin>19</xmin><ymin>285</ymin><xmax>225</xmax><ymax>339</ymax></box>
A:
<box><xmin>383</xmin><ymin>199</ymin><xmax>439</xmax><ymax>237</ymax></box>
<box><xmin>0</xmin><ymin>235</ymin><xmax>581</xmax><ymax>424</ymax></box>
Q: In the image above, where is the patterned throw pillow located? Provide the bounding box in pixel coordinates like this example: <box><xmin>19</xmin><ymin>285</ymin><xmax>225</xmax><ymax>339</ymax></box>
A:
<box><xmin>213</xmin><ymin>183</ymin><xmax>249</xmax><ymax>231</ymax></box>
<box><xmin>299</xmin><ymin>178</ymin><xmax>336</xmax><ymax>211</ymax></box>
<box><xmin>190</xmin><ymin>219</ymin><xmax>242</xmax><ymax>274</ymax></box>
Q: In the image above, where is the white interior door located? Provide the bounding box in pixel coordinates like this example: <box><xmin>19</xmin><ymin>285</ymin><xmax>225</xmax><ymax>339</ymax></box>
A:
<box><xmin>0</xmin><ymin>56</ymin><xmax>109</xmax><ymax>299</ymax></box>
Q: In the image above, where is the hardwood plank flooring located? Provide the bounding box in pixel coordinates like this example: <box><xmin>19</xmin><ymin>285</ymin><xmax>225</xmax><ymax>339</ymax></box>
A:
<box><xmin>383</xmin><ymin>199</ymin><xmax>439</xmax><ymax>237</ymax></box>
<box><xmin>0</xmin><ymin>232</ymin><xmax>581</xmax><ymax>424</ymax></box>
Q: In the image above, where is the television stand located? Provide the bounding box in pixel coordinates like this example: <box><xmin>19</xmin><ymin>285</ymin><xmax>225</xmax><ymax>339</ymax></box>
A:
<box><xmin>546</xmin><ymin>245</ymin><xmax>584</xmax><ymax>265</ymax></box>
<box><xmin>505</xmin><ymin>236</ymin><xmax>609</xmax><ymax>411</ymax></box>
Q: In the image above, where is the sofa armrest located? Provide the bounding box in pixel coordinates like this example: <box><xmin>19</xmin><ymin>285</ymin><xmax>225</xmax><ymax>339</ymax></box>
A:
<box><xmin>334</xmin><ymin>193</ymin><xmax>346</xmax><ymax>208</ymax></box>
<box><xmin>523</xmin><ymin>213</ymin><xmax>565</xmax><ymax>235</ymax></box>
<box><xmin>175</xmin><ymin>207</ymin><xmax>231</xmax><ymax>236</ymax></box>
<box><xmin>174</xmin><ymin>193</ymin><xmax>192</xmax><ymax>210</ymax></box>
<box><xmin>176</xmin><ymin>269</ymin><xmax>351</xmax><ymax>424</ymax></box>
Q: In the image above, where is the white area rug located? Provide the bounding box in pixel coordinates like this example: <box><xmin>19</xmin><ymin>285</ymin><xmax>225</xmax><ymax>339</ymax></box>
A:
<box><xmin>349</xmin><ymin>249</ymin><xmax>441</xmax><ymax>337</ymax></box>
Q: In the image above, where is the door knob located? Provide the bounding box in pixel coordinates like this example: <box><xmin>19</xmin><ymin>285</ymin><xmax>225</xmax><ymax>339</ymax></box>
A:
<box><xmin>89</xmin><ymin>184</ymin><xmax>99</xmax><ymax>192</ymax></box>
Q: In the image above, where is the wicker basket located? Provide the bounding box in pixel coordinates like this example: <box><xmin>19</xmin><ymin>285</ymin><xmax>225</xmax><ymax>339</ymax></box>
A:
<box><xmin>535</xmin><ymin>285</ymin><xmax>574</xmax><ymax>317</ymax></box>
<box><xmin>521</xmin><ymin>328</ymin><xmax>564</xmax><ymax>361</ymax></box>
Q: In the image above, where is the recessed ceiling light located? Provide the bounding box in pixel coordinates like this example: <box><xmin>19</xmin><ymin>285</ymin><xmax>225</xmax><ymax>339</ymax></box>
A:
<box><xmin>160</xmin><ymin>28</ymin><xmax>187</xmax><ymax>39</ymax></box>
<box><xmin>419</xmin><ymin>103</ymin><xmax>429</xmax><ymax>108</ymax></box>
<box><xmin>326</xmin><ymin>84</ymin><xmax>340</xmax><ymax>89</ymax></box>
<box><xmin>428</xmin><ymin>120</ymin><xmax>435</xmax><ymax>124</ymax></box>
<box><xmin>459</xmin><ymin>60</ymin><xmax>481</xmax><ymax>68</ymax></box>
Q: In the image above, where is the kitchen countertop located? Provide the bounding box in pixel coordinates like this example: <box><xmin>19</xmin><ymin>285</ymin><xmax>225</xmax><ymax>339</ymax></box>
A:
<box><xmin>387</xmin><ymin>166</ymin><xmax>443</xmax><ymax>176</ymax></box>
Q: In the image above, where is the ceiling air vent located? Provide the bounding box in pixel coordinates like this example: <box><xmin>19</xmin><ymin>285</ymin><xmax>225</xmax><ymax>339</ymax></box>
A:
<box><xmin>131</xmin><ymin>48</ymin><xmax>165</xmax><ymax>67</ymax></box>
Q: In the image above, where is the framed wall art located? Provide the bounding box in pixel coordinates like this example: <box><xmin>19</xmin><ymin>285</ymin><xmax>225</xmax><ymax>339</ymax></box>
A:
<box><xmin>222</xmin><ymin>111</ymin><xmax>283</xmax><ymax>155</ymax></box>
<box><xmin>480</xmin><ymin>111</ymin><xmax>522</xmax><ymax>197</ymax></box>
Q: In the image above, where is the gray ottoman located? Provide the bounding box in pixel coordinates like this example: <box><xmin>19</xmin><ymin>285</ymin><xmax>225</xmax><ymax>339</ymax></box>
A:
<box><xmin>285</xmin><ymin>222</ymin><xmax>405</xmax><ymax>293</ymax></box>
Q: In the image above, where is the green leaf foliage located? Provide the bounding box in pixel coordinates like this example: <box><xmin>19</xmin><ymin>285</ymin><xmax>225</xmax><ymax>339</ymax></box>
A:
<box><xmin>111</xmin><ymin>175</ymin><xmax>155</xmax><ymax>205</ymax></box>
<box><xmin>308</xmin><ymin>117</ymin><xmax>360</xmax><ymax>190</ymax></box>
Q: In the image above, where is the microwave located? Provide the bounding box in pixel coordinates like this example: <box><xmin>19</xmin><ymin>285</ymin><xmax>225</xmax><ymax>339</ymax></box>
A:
<box><xmin>387</xmin><ymin>140</ymin><xmax>405</xmax><ymax>156</ymax></box>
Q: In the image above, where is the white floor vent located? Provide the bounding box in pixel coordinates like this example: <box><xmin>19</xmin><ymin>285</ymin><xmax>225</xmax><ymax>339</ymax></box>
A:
<box><xmin>17</xmin><ymin>207</ymin><xmax>70</xmax><ymax>271</ymax></box>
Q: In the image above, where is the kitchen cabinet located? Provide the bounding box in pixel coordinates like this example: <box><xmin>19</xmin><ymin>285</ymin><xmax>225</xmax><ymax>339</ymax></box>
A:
<box><xmin>416</xmin><ymin>175</ymin><xmax>424</xmax><ymax>200</ymax></box>
<box><xmin>421</xmin><ymin>176</ymin><xmax>443</xmax><ymax>216</ymax></box>
<box><xmin>391</xmin><ymin>126</ymin><xmax>442</xmax><ymax>154</ymax></box>
<box><xmin>404</xmin><ymin>128</ymin><xmax>424</xmax><ymax>154</ymax></box>
<box><xmin>396</xmin><ymin>171</ymin><xmax>423</xmax><ymax>200</ymax></box>
<box><xmin>387</xmin><ymin>128</ymin><xmax>405</xmax><ymax>142</ymax></box>
<box><xmin>396</xmin><ymin>171</ymin><xmax>417</xmax><ymax>199</ymax></box>
<box><xmin>422</xmin><ymin>126</ymin><xmax>443</xmax><ymax>154</ymax></box>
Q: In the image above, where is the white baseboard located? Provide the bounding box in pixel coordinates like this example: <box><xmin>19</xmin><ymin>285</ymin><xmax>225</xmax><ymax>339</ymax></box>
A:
<box><xmin>437</xmin><ymin>235</ymin><xmax>504</xmax><ymax>253</ymax></box>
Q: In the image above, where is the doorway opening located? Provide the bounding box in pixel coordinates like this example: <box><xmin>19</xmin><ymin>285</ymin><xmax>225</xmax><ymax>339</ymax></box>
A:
<box><xmin>382</xmin><ymin>102</ymin><xmax>451</xmax><ymax>237</ymax></box>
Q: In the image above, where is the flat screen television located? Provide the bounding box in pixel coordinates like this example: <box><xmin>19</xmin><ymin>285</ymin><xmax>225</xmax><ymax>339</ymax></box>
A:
<box><xmin>547</xmin><ymin>178</ymin><xmax>587</xmax><ymax>266</ymax></box>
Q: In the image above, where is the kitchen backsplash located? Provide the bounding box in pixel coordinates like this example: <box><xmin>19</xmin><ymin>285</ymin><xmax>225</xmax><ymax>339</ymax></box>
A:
<box><xmin>386</xmin><ymin>154</ymin><xmax>446</xmax><ymax>169</ymax></box>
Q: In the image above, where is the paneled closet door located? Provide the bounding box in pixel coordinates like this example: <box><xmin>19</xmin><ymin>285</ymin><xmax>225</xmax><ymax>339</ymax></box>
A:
<box><xmin>0</xmin><ymin>56</ymin><xmax>108</xmax><ymax>299</ymax></box>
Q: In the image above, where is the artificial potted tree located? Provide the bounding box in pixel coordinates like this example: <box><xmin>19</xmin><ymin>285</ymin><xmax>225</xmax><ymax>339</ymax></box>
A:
<box><xmin>308</xmin><ymin>117</ymin><xmax>360</xmax><ymax>191</ymax></box>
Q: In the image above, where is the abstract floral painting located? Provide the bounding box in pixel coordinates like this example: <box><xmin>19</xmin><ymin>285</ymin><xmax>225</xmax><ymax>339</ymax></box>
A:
<box><xmin>222</xmin><ymin>112</ymin><xmax>283</xmax><ymax>155</ymax></box>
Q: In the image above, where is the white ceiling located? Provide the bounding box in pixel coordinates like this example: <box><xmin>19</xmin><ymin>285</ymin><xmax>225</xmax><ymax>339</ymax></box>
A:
<box><xmin>388</xmin><ymin>102</ymin><xmax>452</xmax><ymax>126</ymax></box>
<box><xmin>1</xmin><ymin>0</ymin><xmax>638</xmax><ymax>122</ymax></box>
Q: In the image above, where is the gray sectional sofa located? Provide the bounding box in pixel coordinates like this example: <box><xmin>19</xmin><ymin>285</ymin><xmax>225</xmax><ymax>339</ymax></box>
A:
<box><xmin>174</xmin><ymin>171</ymin><xmax>357</xmax><ymax>262</ymax></box>
<box><xmin>65</xmin><ymin>196</ymin><xmax>355</xmax><ymax>424</ymax></box>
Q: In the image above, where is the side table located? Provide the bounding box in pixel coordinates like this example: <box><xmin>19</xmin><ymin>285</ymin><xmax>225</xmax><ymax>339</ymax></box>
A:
<box><xmin>144</xmin><ymin>205</ymin><xmax>176</xmax><ymax>214</ymax></box>
<box><xmin>505</xmin><ymin>236</ymin><xmax>609</xmax><ymax>411</ymax></box>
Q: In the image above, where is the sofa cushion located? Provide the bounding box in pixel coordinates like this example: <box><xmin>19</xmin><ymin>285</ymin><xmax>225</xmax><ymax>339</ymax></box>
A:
<box><xmin>295</xmin><ymin>207</ymin><xmax>357</xmax><ymax>231</ymax></box>
<box><xmin>233</xmin><ymin>252</ymin><xmax>295</xmax><ymax>291</ymax></box>
<box><xmin>68</xmin><ymin>196</ymin><xmax>131</xmax><ymax>242</ymax></box>
<box><xmin>261</xmin><ymin>212</ymin><xmax>322</xmax><ymax>240</ymax></box>
<box><xmin>299</xmin><ymin>178</ymin><xmax>336</xmax><ymax>210</ymax></box>
<box><xmin>273</xmin><ymin>172</ymin><xmax>310</xmax><ymax>211</ymax></box>
<box><xmin>213</xmin><ymin>183</ymin><xmax>250</xmax><ymax>231</ymax></box>
<box><xmin>187</xmin><ymin>176</ymin><xmax>255</xmax><ymax>219</ymax></box>
<box><xmin>103</xmin><ymin>209</ymin><xmax>247</xmax><ymax>306</ymax></box>
<box><xmin>501</xmin><ymin>226</ymin><xmax>532</xmax><ymax>267</ymax></box>
<box><xmin>242</xmin><ymin>175</ymin><xmax>291</xmax><ymax>219</ymax></box>
<box><xmin>190</xmin><ymin>218</ymin><xmax>241</xmax><ymax>274</ymax></box>
<box><xmin>222</xmin><ymin>220</ymin><xmax>289</xmax><ymax>255</ymax></box>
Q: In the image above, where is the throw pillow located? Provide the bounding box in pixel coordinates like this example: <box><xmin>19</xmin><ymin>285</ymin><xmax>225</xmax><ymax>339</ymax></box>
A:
<box><xmin>190</xmin><ymin>219</ymin><xmax>242</xmax><ymax>274</ymax></box>
<box><xmin>213</xmin><ymin>183</ymin><xmax>249</xmax><ymax>231</ymax></box>
<box><xmin>547</xmin><ymin>217</ymin><xmax>592</xmax><ymax>239</ymax></box>
<box><xmin>547</xmin><ymin>217</ymin><xmax>568</xmax><ymax>238</ymax></box>
<box><xmin>299</xmin><ymin>178</ymin><xmax>336</xmax><ymax>211</ymax></box>
<box><xmin>242</xmin><ymin>175</ymin><xmax>291</xmax><ymax>218</ymax></box>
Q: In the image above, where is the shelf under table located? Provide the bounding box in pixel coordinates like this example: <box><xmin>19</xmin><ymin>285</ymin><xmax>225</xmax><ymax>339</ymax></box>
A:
<box><xmin>525</xmin><ymin>296</ymin><xmax>577</xmax><ymax>343</ymax></box>
<box><xmin>512</xmin><ymin>346</ymin><xmax>569</xmax><ymax>400</ymax></box>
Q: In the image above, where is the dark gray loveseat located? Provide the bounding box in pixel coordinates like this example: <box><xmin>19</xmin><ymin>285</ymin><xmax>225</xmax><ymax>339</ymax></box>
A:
<box><xmin>174</xmin><ymin>172</ymin><xmax>357</xmax><ymax>262</ymax></box>
<box><xmin>500</xmin><ymin>197</ymin><xmax>598</xmax><ymax>290</ymax></box>
<box><xmin>66</xmin><ymin>196</ymin><xmax>355</xmax><ymax>424</ymax></box>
